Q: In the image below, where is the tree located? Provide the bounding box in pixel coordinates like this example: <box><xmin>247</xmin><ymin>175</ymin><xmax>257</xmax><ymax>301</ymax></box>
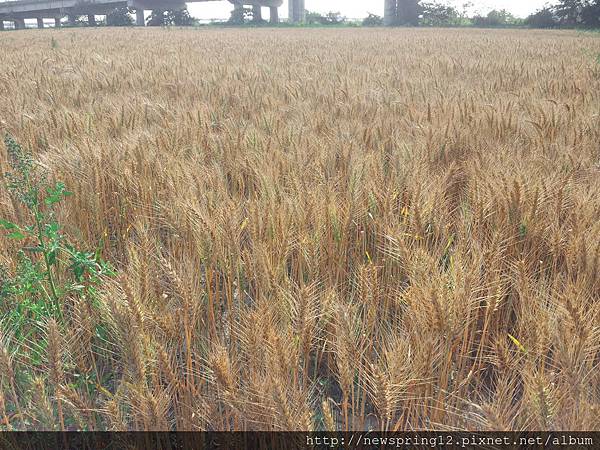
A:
<box><xmin>473</xmin><ymin>9</ymin><xmax>517</xmax><ymax>26</ymax></box>
<box><xmin>420</xmin><ymin>2</ymin><xmax>460</xmax><ymax>26</ymax></box>
<box><xmin>554</xmin><ymin>0</ymin><xmax>584</xmax><ymax>25</ymax></box>
<box><xmin>228</xmin><ymin>6</ymin><xmax>252</xmax><ymax>24</ymax></box>
<box><xmin>305</xmin><ymin>11</ymin><xmax>323</xmax><ymax>24</ymax></box>
<box><xmin>106</xmin><ymin>7</ymin><xmax>133</xmax><ymax>26</ymax></box>
<box><xmin>146</xmin><ymin>9</ymin><xmax>168</xmax><ymax>26</ymax></box>
<box><xmin>528</xmin><ymin>1</ymin><xmax>600</xmax><ymax>28</ymax></box>
<box><xmin>146</xmin><ymin>8</ymin><xmax>194</xmax><ymax>26</ymax></box>
<box><xmin>459</xmin><ymin>2</ymin><xmax>474</xmax><ymax>20</ymax></box>
<box><xmin>66</xmin><ymin>15</ymin><xmax>86</xmax><ymax>26</ymax></box>
<box><xmin>305</xmin><ymin>11</ymin><xmax>345</xmax><ymax>25</ymax></box>
<box><xmin>488</xmin><ymin>9</ymin><xmax>517</xmax><ymax>25</ymax></box>
<box><xmin>362</xmin><ymin>13</ymin><xmax>384</xmax><ymax>26</ymax></box>
<box><xmin>321</xmin><ymin>12</ymin><xmax>346</xmax><ymax>25</ymax></box>
<box><xmin>526</xmin><ymin>7</ymin><xmax>557</xmax><ymax>28</ymax></box>
<box><xmin>581</xmin><ymin>0</ymin><xmax>600</xmax><ymax>27</ymax></box>
<box><xmin>169</xmin><ymin>8</ymin><xmax>195</xmax><ymax>26</ymax></box>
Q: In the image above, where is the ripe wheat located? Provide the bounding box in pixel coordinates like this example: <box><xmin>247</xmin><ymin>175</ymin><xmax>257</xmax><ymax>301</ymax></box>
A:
<box><xmin>0</xmin><ymin>27</ymin><xmax>599</xmax><ymax>431</ymax></box>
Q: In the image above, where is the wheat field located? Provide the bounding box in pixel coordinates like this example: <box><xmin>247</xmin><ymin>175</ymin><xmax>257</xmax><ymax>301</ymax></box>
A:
<box><xmin>0</xmin><ymin>27</ymin><xmax>599</xmax><ymax>431</ymax></box>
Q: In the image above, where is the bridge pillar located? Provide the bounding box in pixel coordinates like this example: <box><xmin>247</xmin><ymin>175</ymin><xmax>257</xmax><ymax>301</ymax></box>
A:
<box><xmin>68</xmin><ymin>14</ymin><xmax>77</xmax><ymax>26</ymax></box>
<box><xmin>396</xmin><ymin>0</ymin><xmax>419</xmax><ymax>25</ymax></box>
<box><xmin>135</xmin><ymin>9</ymin><xmax>144</xmax><ymax>26</ymax></box>
<box><xmin>54</xmin><ymin>17</ymin><xmax>61</xmax><ymax>27</ymax></box>
<box><xmin>0</xmin><ymin>21</ymin><xmax>4</xmax><ymax>31</ymax></box>
<box><xmin>37</xmin><ymin>17</ymin><xmax>44</xmax><ymax>28</ymax></box>
<box><xmin>384</xmin><ymin>0</ymin><xmax>397</xmax><ymax>26</ymax></box>
<box><xmin>269</xmin><ymin>6</ymin><xmax>278</xmax><ymax>24</ymax></box>
<box><xmin>14</xmin><ymin>18</ymin><xmax>25</xmax><ymax>29</ymax></box>
<box><xmin>288</xmin><ymin>0</ymin><xmax>304</xmax><ymax>23</ymax></box>
<box><xmin>252</xmin><ymin>5</ymin><xmax>262</xmax><ymax>22</ymax></box>
<box><xmin>88</xmin><ymin>14</ymin><xmax>96</xmax><ymax>26</ymax></box>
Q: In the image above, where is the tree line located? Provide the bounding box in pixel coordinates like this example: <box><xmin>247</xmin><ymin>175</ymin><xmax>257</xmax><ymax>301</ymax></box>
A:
<box><xmin>103</xmin><ymin>7</ymin><xmax>194</xmax><ymax>26</ymax></box>
<box><xmin>99</xmin><ymin>0</ymin><xmax>600</xmax><ymax>28</ymax></box>
<box><xmin>370</xmin><ymin>0</ymin><xmax>600</xmax><ymax>28</ymax></box>
<box><xmin>309</xmin><ymin>1</ymin><xmax>600</xmax><ymax>29</ymax></box>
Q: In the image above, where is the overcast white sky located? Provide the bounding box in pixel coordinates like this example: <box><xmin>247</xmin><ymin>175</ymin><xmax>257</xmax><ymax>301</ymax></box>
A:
<box><xmin>188</xmin><ymin>0</ymin><xmax>555</xmax><ymax>20</ymax></box>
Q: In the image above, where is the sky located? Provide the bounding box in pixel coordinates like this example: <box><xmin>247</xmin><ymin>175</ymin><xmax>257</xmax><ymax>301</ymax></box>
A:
<box><xmin>187</xmin><ymin>0</ymin><xmax>555</xmax><ymax>21</ymax></box>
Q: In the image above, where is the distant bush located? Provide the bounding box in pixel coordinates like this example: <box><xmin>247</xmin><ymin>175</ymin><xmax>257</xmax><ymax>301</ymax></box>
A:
<box><xmin>146</xmin><ymin>9</ymin><xmax>167</xmax><ymax>26</ymax></box>
<box><xmin>305</xmin><ymin>11</ymin><xmax>322</xmax><ymax>24</ymax></box>
<box><xmin>306</xmin><ymin>11</ymin><xmax>346</xmax><ymax>25</ymax></box>
<box><xmin>106</xmin><ymin>7</ymin><xmax>133</xmax><ymax>27</ymax></box>
<box><xmin>171</xmin><ymin>8</ymin><xmax>195</xmax><ymax>26</ymax></box>
<box><xmin>362</xmin><ymin>13</ymin><xmax>384</xmax><ymax>27</ymax></box>
<box><xmin>526</xmin><ymin>0</ymin><xmax>600</xmax><ymax>29</ymax></box>
<box><xmin>147</xmin><ymin>8</ymin><xmax>196</xmax><ymax>26</ymax></box>
<box><xmin>228</xmin><ymin>6</ymin><xmax>251</xmax><ymax>24</ymax></box>
<box><xmin>526</xmin><ymin>7</ymin><xmax>557</xmax><ymax>28</ymax></box>
<box><xmin>420</xmin><ymin>2</ymin><xmax>461</xmax><ymax>26</ymax></box>
<box><xmin>580</xmin><ymin>1</ymin><xmax>600</xmax><ymax>28</ymax></box>
<box><xmin>473</xmin><ymin>9</ymin><xmax>521</xmax><ymax>27</ymax></box>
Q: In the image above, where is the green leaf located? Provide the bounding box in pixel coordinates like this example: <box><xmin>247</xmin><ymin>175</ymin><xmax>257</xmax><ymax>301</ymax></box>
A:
<box><xmin>73</xmin><ymin>265</ymin><xmax>85</xmax><ymax>281</ymax></box>
<box><xmin>47</xmin><ymin>250</ymin><xmax>57</xmax><ymax>266</ymax></box>
<box><xmin>46</xmin><ymin>222</ymin><xmax>59</xmax><ymax>234</ymax></box>
<box><xmin>7</xmin><ymin>231</ymin><xmax>26</xmax><ymax>240</ymax></box>
<box><xmin>45</xmin><ymin>182</ymin><xmax>72</xmax><ymax>205</ymax></box>
<box><xmin>0</xmin><ymin>219</ymin><xmax>19</xmax><ymax>230</ymax></box>
<box><xmin>45</xmin><ymin>196</ymin><xmax>61</xmax><ymax>206</ymax></box>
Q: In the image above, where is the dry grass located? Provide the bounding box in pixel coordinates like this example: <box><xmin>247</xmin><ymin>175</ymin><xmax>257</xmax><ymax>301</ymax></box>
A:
<box><xmin>0</xmin><ymin>27</ymin><xmax>599</xmax><ymax>431</ymax></box>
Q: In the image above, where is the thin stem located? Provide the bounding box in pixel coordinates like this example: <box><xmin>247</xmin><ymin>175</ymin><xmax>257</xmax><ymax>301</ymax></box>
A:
<box><xmin>33</xmin><ymin>206</ymin><xmax>61</xmax><ymax>319</ymax></box>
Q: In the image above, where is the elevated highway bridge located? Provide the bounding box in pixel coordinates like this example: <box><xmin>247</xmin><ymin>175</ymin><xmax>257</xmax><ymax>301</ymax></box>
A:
<box><xmin>0</xmin><ymin>0</ymin><xmax>292</xmax><ymax>28</ymax></box>
<box><xmin>0</xmin><ymin>0</ymin><xmax>415</xmax><ymax>30</ymax></box>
